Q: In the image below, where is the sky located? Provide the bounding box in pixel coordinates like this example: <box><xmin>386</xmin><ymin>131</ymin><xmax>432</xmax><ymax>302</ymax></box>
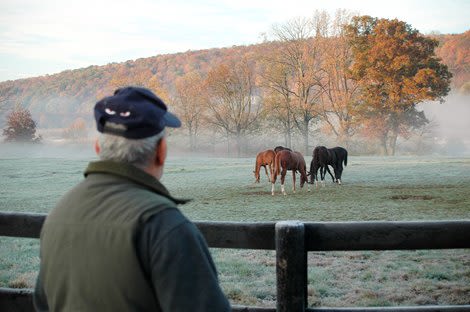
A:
<box><xmin>0</xmin><ymin>0</ymin><xmax>469</xmax><ymax>82</ymax></box>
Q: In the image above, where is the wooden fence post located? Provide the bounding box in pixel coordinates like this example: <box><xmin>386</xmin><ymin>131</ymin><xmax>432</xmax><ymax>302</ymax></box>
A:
<box><xmin>275</xmin><ymin>221</ymin><xmax>306</xmax><ymax>312</ymax></box>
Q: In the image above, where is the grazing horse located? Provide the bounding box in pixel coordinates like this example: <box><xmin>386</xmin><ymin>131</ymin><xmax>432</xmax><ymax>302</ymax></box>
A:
<box><xmin>309</xmin><ymin>146</ymin><xmax>335</xmax><ymax>186</ymax></box>
<box><xmin>253</xmin><ymin>149</ymin><xmax>276</xmax><ymax>183</ymax></box>
<box><xmin>271</xmin><ymin>150</ymin><xmax>309</xmax><ymax>195</ymax></box>
<box><xmin>274</xmin><ymin>146</ymin><xmax>292</xmax><ymax>153</ymax></box>
<box><xmin>309</xmin><ymin>146</ymin><xmax>348</xmax><ymax>185</ymax></box>
<box><xmin>329</xmin><ymin>146</ymin><xmax>348</xmax><ymax>184</ymax></box>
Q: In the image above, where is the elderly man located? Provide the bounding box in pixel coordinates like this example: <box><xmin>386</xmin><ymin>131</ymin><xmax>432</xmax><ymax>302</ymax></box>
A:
<box><xmin>34</xmin><ymin>86</ymin><xmax>231</xmax><ymax>311</ymax></box>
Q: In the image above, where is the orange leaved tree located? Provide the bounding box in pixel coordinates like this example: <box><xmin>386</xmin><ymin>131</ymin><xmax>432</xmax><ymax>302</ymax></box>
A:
<box><xmin>345</xmin><ymin>16</ymin><xmax>452</xmax><ymax>155</ymax></box>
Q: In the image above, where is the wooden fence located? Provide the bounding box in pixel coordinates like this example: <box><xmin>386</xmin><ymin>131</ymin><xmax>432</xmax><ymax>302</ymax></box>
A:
<box><xmin>1</xmin><ymin>211</ymin><xmax>470</xmax><ymax>312</ymax></box>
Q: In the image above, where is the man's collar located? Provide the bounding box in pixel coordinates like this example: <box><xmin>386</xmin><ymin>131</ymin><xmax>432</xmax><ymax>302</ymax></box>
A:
<box><xmin>84</xmin><ymin>160</ymin><xmax>189</xmax><ymax>205</ymax></box>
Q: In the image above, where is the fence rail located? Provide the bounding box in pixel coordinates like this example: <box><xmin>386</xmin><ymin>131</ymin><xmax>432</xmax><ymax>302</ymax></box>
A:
<box><xmin>1</xmin><ymin>211</ymin><xmax>469</xmax><ymax>312</ymax></box>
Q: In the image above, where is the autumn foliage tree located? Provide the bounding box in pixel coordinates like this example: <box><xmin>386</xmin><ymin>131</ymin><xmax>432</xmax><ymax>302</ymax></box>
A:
<box><xmin>2</xmin><ymin>105</ymin><xmax>42</xmax><ymax>143</ymax></box>
<box><xmin>259</xmin><ymin>43</ymin><xmax>296</xmax><ymax>148</ymax></box>
<box><xmin>317</xmin><ymin>10</ymin><xmax>360</xmax><ymax>147</ymax></box>
<box><xmin>269</xmin><ymin>15</ymin><xmax>325</xmax><ymax>154</ymax></box>
<box><xmin>172</xmin><ymin>72</ymin><xmax>207</xmax><ymax>152</ymax></box>
<box><xmin>62</xmin><ymin>117</ymin><xmax>88</xmax><ymax>140</ymax></box>
<box><xmin>205</xmin><ymin>59</ymin><xmax>262</xmax><ymax>156</ymax></box>
<box><xmin>346</xmin><ymin>16</ymin><xmax>452</xmax><ymax>155</ymax></box>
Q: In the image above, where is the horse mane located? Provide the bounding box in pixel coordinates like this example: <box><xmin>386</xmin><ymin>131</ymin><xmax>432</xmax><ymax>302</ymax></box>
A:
<box><xmin>274</xmin><ymin>146</ymin><xmax>292</xmax><ymax>153</ymax></box>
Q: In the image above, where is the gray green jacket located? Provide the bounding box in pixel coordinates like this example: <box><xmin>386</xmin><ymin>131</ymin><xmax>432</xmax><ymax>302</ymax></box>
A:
<box><xmin>34</xmin><ymin>160</ymin><xmax>231</xmax><ymax>311</ymax></box>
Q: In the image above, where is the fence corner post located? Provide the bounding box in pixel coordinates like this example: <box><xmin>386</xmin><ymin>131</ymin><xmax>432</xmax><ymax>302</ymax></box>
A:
<box><xmin>275</xmin><ymin>221</ymin><xmax>306</xmax><ymax>312</ymax></box>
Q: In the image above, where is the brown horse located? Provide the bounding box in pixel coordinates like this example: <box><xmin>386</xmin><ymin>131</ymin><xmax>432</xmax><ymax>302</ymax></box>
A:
<box><xmin>253</xmin><ymin>149</ymin><xmax>276</xmax><ymax>183</ymax></box>
<box><xmin>271</xmin><ymin>150</ymin><xmax>309</xmax><ymax>195</ymax></box>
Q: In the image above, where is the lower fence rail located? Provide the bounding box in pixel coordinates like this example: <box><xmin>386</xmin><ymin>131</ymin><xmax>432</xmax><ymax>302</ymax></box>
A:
<box><xmin>1</xmin><ymin>212</ymin><xmax>469</xmax><ymax>312</ymax></box>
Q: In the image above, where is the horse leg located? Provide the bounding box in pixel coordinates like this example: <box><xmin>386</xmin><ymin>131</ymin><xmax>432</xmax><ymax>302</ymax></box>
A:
<box><xmin>337</xmin><ymin>165</ymin><xmax>343</xmax><ymax>185</ymax></box>
<box><xmin>254</xmin><ymin>164</ymin><xmax>260</xmax><ymax>183</ymax></box>
<box><xmin>263</xmin><ymin>165</ymin><xmax>269</xmax><ymax>181</ymax></box>
<box><xmin>320</xmin><ymin>166</ymin><xmax>326</xmax><ymax>187</ymax></box>
<box><xmin>271</xmin><ymin>173</ymin><xmax>276</xmax><ymax>195</ymax></box>
<box><xmin>281</xmin><ymin>168</ymin><xmax>287</xmax><ymax>195</ymax></box>
<box><xmin>326</xmin><ymin>165</ymin><xmax>335</xmax><ymax>183</ymax></box>
<box><xmin>292</xmin><ymin>170</ymin><xmax>296</xmax><ymax>193</ymax></box>
<box><xmin>271</xmin><ymin>166</ymin><xmax>277</xmax><ymax>195</ymax></box>
<box><xmin>314</xmin><ymin>166</ymin><xmax>321</xmax><ymax>188</ymax></box>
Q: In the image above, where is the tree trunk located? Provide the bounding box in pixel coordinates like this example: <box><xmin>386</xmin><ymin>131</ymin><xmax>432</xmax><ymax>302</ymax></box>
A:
<box><xmin>226</xmin><ymin>130</ymin><xmax>230</xmax><ymax>156</ymax></box>
<box><xmin>379</xmin><ymin>135</ymin><xmax>388</xmax><ymax>156</ymax></box>
<box><xmin>286</xmin><ymin>128</ymin><xmax>292</xmax><ymax>149</ymax></box>
<box><xmin>188</xmin><ymin>126</ymin><xmax>195</xmax><ymax>152</ymax></box>
<box><xmin>236</xmin><ymin>132</ymin><xmax>242</xmax><ymax>158</ymax></box>
<box><xmin>303</xmin><ymin>121</ymin><xmax>309</xmax><ymax>155</ymax></box>
<box><xmin>389</xmin><ymin>132</ymin><xmax>398</xmax><ymax>156</ymax></box>
<box><xmin>303</xmin><ymin>119</ymin><xmax>309</xmax><ymax>155</ymax></box>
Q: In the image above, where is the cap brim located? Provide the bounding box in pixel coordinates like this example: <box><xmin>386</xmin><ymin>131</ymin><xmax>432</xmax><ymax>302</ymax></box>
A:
<box><xmin>163</xmin><ymin>111</ymin><xmax>181</xmax><ymax>128</ymax></box>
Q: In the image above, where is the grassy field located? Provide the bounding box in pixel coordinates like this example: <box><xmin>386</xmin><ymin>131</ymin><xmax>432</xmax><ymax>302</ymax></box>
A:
<box><xmin>1</xmin><ymin>147</ymin><xmax>469</xmax><ymax>307</ymax></box>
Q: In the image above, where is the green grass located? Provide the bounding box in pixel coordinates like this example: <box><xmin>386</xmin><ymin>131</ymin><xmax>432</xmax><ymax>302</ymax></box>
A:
<box><xmin>1</xmin><ymin>150</ymin><xmax>470</xmax><ymax>307</ymax></box>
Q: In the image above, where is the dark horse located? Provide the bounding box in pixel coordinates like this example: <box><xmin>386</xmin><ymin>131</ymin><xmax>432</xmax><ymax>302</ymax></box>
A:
<box><xmin>330</xmin><ymin>146</ymin><xmax>348</xmax><ymax>184</ymax></box>
<box><xmin>274</xmin><ymin>146</ymin><xmax>292</xmax><ymax>153</ymax></box>
<box><xmin>309</xmin><ymin>146</ymin><xmax>348</xmax><ymax>185</ymax></box>
<box><xmin>310</xmin><ymin>146</ymin><xmax>334</xmax><ymax>186</ymax></box>
<box><xmin>271</xmin><ymin>150</ymin><xmax>309</xmax><ymax>195</ymax></box>
<box><xmin>253</xmin><ymin>149</ymin><xmax>275</xmax><ymax>183</ymax></box>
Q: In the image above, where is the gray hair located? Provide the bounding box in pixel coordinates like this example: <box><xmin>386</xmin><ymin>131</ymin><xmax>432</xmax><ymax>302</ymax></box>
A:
<box><xmin>98</xmin><ymin>131</ymin><xmax>165</xmax><ymax>169</ymax></box>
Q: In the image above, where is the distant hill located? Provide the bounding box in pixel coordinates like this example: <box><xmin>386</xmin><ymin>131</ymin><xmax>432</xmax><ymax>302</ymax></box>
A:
<box><xmin>434</xmin><ymin>30</ymin><xmax>470</xmax><ymax>89</ymax></box>
<box><xmin>0</xmin><ymin>32</ymin><xmax>468</xmax><ymax>130</ymax></box>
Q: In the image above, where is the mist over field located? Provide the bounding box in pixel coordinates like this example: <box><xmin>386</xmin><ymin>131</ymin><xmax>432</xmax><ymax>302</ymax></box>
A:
<box><xmin>0</xmin><ymin>90</ymin><xmax>462</xmax><ymax>158</ymax></box>
<box><xmin>419</xmin><ymin>93</ymin><xmax>470</xmax><ymax>155</ymax></box>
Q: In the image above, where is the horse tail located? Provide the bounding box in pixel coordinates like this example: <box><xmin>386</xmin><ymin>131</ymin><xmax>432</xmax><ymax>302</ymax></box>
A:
<box><xmin>343</xmin><ymin>149</ymin><xmax>348</xmax><ymax>167</ymax></box>
<box><xmin>276</xmin><ymin>153</ymin><xmax>282</xmax><ymax>176</ymax></box>
<box><xmin>273</xmin><ymin>152</ymin><xmax>281</xmax><ymax>181</ymax></box>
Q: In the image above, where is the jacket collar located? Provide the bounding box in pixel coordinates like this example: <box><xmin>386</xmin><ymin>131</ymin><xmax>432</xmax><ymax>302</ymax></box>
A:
<box><xmin>84</xmin><ymin>160</ymin><xmax>189</xmax><ymax>205</ymax></box>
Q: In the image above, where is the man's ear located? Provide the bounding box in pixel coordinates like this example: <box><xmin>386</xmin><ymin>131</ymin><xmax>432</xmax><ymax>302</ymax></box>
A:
<box><xmin>94</xmin><ymin>138</ymin><xmax>100</xmax><ymax>155</ymax></box>
<box><xmin>155</xmin><ymin>138</ymin><xmax>167</xmax><ymax>166</ymax></box>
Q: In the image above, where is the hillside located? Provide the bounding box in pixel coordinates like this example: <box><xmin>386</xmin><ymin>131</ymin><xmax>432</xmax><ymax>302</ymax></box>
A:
<box><xmin>0</xmin><ymin>32</ymin><xmax>468</xmax><ymax>131</ymax></box>
<box><xmin>434</xmin><ymin>30</ymin><xmax>470</xmax><ymax>89</ymax></box>
<box><xmin>0</xmin><ymin>43</ymin><xmax>273</xmax><ymax>129</ymax></box>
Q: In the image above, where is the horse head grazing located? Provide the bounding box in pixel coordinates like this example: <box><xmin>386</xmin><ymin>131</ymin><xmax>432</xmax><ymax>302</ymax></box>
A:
<box><xmin>300</xmin><ymin>169</ymin><xmax>308</xmax><ymax>187</ymax></box>
<box><xmin>310</xmin><ymin>146</ymin><xmax>330</xmax><ymax>186</ymax></box>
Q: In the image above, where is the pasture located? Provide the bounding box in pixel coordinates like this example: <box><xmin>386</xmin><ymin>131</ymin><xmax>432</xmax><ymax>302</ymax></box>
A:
<box><xmin>1</xmin><ymin>147</ymin><xmax>469</xmax><ymax>307</ymax></box>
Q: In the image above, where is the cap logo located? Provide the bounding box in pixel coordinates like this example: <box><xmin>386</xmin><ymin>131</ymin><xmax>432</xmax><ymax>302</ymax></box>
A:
<box><xmin>105</xmin><ymin>108</ymin><xmax>116</xmax><ymax>115</ymax></box>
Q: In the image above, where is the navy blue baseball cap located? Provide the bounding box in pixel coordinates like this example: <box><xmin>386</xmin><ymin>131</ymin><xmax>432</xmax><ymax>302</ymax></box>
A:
<box><xmin>94</xmin><ymin>86</ymin><xmax>181</xmax><ymax>139</ymax></box>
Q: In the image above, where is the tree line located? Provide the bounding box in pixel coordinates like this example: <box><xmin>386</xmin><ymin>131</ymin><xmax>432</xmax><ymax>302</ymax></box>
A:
<box><xmin>171</xmin><ymin>12</ymin><xmax>451</xmax><ymax>156</ymax></box>
<box><xmin>1</xmin><ymin>11</ymin><xmax>456</xmax><ymax>156</ymax></box>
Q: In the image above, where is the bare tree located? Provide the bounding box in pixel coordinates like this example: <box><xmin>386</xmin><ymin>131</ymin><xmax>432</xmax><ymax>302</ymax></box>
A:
<box><xmin>317</xmin><ymin>10</ymin><xmax>360</xmax><ymax>148</ymax></box>
<box><xmin>259</xmin><ymin>46</ymin><xmax>296</xmax><ymax>148</ymax></box>
<box><xmin>269</xmin><ymin>15</ymin><xmax>325</xmax><ymax>154</ymax></box>
<box><xmin>205</xmin><ymin>58</ymin><xmax>262</xmax><ymax>156</ymax></box>
<box><xmin>172</xmin><ymin>72</ymin><xmax>207</xmax><ymax>152</ymax></box>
